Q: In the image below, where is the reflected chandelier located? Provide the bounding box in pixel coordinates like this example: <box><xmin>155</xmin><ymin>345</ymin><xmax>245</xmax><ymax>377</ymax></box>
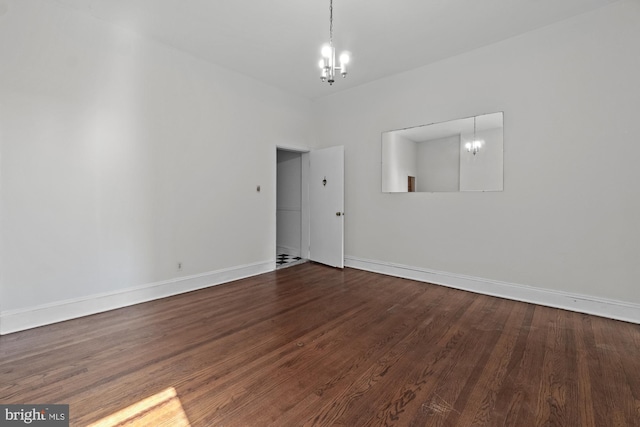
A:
<box><xmin>465</xmin><ymin>116</ymin><xmax>484</xmax><ymax>155</ymax></box>
<box><xmin>318</xmin><ymin>0</ymin><xmax>350</xmax><ymax>85</ymax></box>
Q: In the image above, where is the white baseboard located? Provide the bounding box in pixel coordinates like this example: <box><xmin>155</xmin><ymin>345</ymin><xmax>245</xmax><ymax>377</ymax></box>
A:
<box><xmin>345</xmin><ymin>256</ymin><xmax>640</xmax><ymax>324</ymax></box>
<box><xmin>0</xmin><ymin>260</ymin><xmax>275</xmax><ymax>335</ymax></box>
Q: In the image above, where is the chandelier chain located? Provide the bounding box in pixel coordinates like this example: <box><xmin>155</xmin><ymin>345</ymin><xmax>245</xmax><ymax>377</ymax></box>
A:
<box><xmin>329</xmin><ymin>0</ymin><xmax>333</xmax><ymax>45</ymax></box>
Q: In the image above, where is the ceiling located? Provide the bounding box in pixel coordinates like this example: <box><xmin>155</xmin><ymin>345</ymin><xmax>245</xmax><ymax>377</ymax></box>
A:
<box><xmin>53</xmin><ymin>0</ymin><xmax>620</xmax><ymax>100</ymax></box>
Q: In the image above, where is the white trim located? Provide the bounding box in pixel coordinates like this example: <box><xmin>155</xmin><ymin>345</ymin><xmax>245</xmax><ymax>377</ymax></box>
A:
<box><xmin>276</xmin><ymin>144</ymin><xmax>310</xmax><ymax>154</ymax></box>
<box><xmin>345</xmin><ymin>256</ymin><xmax>640</xmax><ymax>324</ymax></box>
<box><xmin>0</xmin><ymin>260</ymin><xmax>274</xmax><ymax>335</ymax></box>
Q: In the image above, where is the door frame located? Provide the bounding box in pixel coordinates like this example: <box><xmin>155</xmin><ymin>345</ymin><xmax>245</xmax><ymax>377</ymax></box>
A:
<box><xmin>275</xmin><ymin>145</ymin><xmax>310</xmax><ymax>263</ymax></box>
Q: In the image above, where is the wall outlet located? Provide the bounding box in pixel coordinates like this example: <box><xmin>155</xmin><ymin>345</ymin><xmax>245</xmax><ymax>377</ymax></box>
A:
<box><xmin>177</xmin><ymin>262</ymin><xmax>183</xmax><ymax>271</ymax></box>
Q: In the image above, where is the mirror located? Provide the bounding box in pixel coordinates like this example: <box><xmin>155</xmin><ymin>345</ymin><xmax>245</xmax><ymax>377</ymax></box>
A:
<box><xmin>381</xmin><ymin>112</ymin><xmax>504</xmax><ymax>192</ymax></box>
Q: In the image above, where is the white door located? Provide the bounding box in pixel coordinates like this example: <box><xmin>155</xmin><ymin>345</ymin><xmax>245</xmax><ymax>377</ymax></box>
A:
<box><xmin>309</xmin><ymin>146</ymin><xmax>344</xmax><ymax>268</ymax></box>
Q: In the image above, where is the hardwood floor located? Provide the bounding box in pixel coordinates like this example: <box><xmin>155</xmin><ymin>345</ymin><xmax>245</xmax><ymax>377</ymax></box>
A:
<box><xmin>1</xmin><ymin>263</ymin><xmax>639</xmax><ymax>426</ymax></box>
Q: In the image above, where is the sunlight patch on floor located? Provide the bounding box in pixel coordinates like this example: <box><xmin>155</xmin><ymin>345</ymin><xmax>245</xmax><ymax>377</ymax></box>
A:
<box><xmin>88</xmin><ymin>387</ymin><xmax>190</xmax><ymax>426</ymax></box>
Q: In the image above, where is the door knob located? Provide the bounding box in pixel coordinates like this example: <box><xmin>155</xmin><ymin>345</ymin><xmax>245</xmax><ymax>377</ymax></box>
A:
<box><xmin>336</xmin><ymin>212</ymin><xmax>343</xmax><ymax>216</ymax></box>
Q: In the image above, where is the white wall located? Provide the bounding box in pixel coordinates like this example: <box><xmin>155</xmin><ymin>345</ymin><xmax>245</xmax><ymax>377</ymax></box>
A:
<box><xmin>416</xmin><ymin>135</ymin><xmax>460</xmax><ymax>192</ymax></box>
<box><xmin>381</xmin><ymin>132</ymin><xmax>417</xmax><ymax>192</ymax></box>
<box><xmin>313</xmin><ymin>0</ymin><xmax>640</xmax><ymax>305</ymax></box>
<box><xmin>3</xmin><ymin>0</ymin><xmax>639</xmax><ymax>332</ymax></box>
<box><xmin>0</xmin><ymin>1</ymin><xmax>313</xmax><ymax>319</ymax></box>
<box><xmin>276</xmin><ymin>150</ymin><xmax>302</xmax><ymax>256</ymax></box>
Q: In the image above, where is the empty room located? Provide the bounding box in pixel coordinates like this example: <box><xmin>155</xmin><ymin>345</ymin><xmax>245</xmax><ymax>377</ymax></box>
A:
<box><xmin>1</xmin><ymin>0</ymin><xmax>639</xmax><ymax>426</ymax></box>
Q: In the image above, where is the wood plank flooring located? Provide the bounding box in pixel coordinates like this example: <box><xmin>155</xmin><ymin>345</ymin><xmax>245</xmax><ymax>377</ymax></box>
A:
<box><xmin>1</xmin><ymin>263</ymin><xmax>639</xmax><ymax>426</ymax></box>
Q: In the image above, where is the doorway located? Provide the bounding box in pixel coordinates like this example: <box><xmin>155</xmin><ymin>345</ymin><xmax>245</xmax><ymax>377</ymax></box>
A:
<box><xmin>408</xmin><ymin>176</ymin><xmax>416</xmax><ymax>192</ymax></box>
<box><xmin>275</xmin><ymin>145</ymin><xmax>344</xmax><ymax>270</ymax></box>
<box><xmin>276</xmin><ymin>148</ymin><xmax>309</xmax><ymax>269</ymax></box>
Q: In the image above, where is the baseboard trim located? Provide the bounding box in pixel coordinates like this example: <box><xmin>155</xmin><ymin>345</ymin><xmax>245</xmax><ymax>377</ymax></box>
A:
<box><xmin>345</xmin><ymin>256</ymin><xmax>640</xmax><ymax>324</ymax></box>
<box><xmin>0</xmin><ymin>260</ymin><xmax>275</xmax><ymax>335</ymax></box>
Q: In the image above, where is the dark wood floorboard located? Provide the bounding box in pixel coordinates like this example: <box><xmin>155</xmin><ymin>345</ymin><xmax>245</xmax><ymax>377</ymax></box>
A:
<box><xmin>1</xmin><ymin>263</ymin><xmax>640</xmax><ymax>426</ymax></box>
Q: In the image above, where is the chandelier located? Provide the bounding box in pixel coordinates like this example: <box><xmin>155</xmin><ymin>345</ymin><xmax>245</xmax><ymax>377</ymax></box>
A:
<box><xmin>465</xmin><ymin>116</ymin><xmax>484</xmax><ymax>155</ymax></box>
<box><xmin>318</xmin><ymin>0</ymin><xmax>350</xmax><ymax>85</ymax></box>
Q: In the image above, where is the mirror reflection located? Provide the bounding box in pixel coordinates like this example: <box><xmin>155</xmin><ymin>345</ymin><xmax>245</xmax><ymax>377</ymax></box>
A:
<box><xmin>381</xmin><ymin>112</ymin><xmax>504</xmax><ymax>193</ymax></box>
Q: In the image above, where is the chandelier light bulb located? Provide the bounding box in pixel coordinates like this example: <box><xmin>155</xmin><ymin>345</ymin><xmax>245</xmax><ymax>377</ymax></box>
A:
<box><xmin>321</xmin><ymin>45</ymin><xmax>333</xmax><ymax>59</ymax></box>
<box><xmin>339</xmin><ymin>53</ymin><xmax>350</xmax><ymax>64</ymax></box>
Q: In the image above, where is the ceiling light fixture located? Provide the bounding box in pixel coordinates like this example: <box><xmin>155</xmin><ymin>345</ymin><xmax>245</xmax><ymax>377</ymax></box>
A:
<box><xmin>465</xmin><ymin>116</ymin><xmax>484</xmax><ymax>155</ymax></box>
<box><xmin>318</xmin><ymin>0</ymin><xmax>349</xmax><ymax>85</ymax></box>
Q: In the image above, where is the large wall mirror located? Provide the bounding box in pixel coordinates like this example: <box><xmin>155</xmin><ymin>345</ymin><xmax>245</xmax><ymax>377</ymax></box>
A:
<box><xmin>382</xmin><ymin>112</ymin><xmax>504</xmax><ymax>193</ymax></box>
